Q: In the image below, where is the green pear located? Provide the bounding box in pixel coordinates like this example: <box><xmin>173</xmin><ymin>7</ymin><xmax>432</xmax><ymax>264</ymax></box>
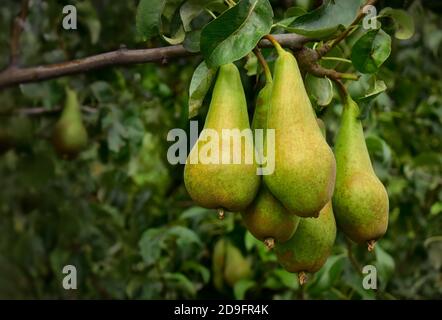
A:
<box><xmin>52</xmin><ymin>88</ymin><xmax>88</xmax><ymax>158</ymax></box>
<box><xmin>242</xmin><ymin>78</ymin><xmax>300</xmax><ymax>249</ymax></box>
<box><xmin>223</xmin><ymin>241</ymin><xmax>252</xmax><ymax>287</ymax></box>
<box><xmin>264</xmin><ymin>46</ymin><xmax>336</xmax><ymax>218</ymax></box>
<box><xmin>184</xmin><ymin>63</ymin><xmax>260</xmax><ymax>213</ymax></box>
<box><xmin>275</xmin><ymin>202</ymin><xmax>336</xmax><ymax>283</ymax></box>
<box><xmin>242</xmin><ymin>185</ymin><xmax>300</xmax><ymax>248</ymax></box>
<box><xmin>212</xmin><ymin>238</ymin><xmax>226</xmax><ymax>291</ymax></box>
<box><xmin>332</xmin><ymin>95</ymin><xmax>389</xmax><ymax>249</ymax></box>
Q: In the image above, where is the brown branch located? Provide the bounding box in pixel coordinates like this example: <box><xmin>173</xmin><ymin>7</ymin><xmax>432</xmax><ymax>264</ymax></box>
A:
<box><xmin>317</xmin><ymin>0</ymin><xmax>378</xmax><ymax>58</ymax></box>
<box><xmin>0</xmin><ymin>34</ymin><xmax>309</xmax><ymax>90</ymax></box>
<box><xmin>295</xmin><ymin>47</ymin><xmax>359</xmax><ymax>81</ymax></box>
<box><xmin>9</xmin><ymin>0</ymin><xmax>30</xmax><ymax>67</ymax></box>
<box><xmin>0</xmin><ymin>106</ymin><xmax>97</xmax><ymax>117</ymax></box>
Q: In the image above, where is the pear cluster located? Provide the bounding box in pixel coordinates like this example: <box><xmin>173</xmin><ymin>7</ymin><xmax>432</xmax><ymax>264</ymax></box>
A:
<box><xmin>184</xmin><ymin>45</ymin><xmax>389</xmax><ymax>284</ymax></box>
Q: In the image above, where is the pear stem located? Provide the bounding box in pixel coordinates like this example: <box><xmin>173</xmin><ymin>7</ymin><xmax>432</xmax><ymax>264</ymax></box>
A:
<box><xmin>263</xmin><ymin>238</ymin><xmax>275</xmax><ymax>250</ymax></box>
<box><xmin>367</xmin><ymin>240</ymin><xmax>376</xmax><ymax>252</ymax></box>
<box><xmin>218</xmin><ymin>208</ymin><xmax>225</xmax><ymax>220</ymax></box>
<box><xmin>264</xmin><ymin>35</ymin><xmax>285</xmax><ymax>56</ymax></box>
<box><xmin>298</xmin><ymin>272</ymin><xmax>308</xmax><ymax>286</ymax></box>
<box><xmin>253</xmin><ymin>48</ymin><xmax>272</xmax><ymax>84</ymax></box>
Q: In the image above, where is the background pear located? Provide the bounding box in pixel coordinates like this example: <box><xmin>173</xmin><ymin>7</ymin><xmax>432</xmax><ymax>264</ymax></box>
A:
<box><xmin>212</xmin><ymin>238</ymin><xmax>252</xmax><ymax>290</ymax></box>
<box><xmin>223</xmin><ymin>241</ymin><xmax>252</xmax><ymax>287</ymax></box>
<box><xmin>212</xmin><ymin>238</ymin><xmax>227</xmax><ymax>291</ymax></box>
<box><xmin>184</xmin><ymin>63</ymin><xmax>260</xmax><ymax>212</ymax></box>
<box><xmin>264</xmin><ymin>47</ymin><xmax>336</xmax><ymax>217</ymax></box>
<box><xmin>332</xmin><ymin>96</ymin><xmax>389</xmax><ymax>249</ymax></box>
<box><xmin>52</xmin><ymin>88</ymin><xmax>88</xmax><ymax>158</ymax></box>
<box><xmin>274</xmin><ymin>202</ymin><xmax>336</xmax><ymax>282</ymax></box>
<box><xmin>242</xmin><ymin>78</ymin><xmax>300</xmax><ymax>249</ymax></box>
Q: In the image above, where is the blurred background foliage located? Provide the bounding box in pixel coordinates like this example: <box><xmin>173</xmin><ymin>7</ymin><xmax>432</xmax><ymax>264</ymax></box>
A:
<box><xmin>0</xmin><ymin>0</ymin><xmax>441</xmax><ymax>299</ymax></box>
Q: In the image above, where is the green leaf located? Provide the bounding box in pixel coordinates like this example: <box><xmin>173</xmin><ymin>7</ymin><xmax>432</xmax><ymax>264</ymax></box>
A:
<box><xmin>136</xmin><ymin>0</ymin><xmax>166</xmax><ymax>40</ymax></box>
<box><xmin>286</xmin><ymin>0</ymin><xmax>364</xmax><ymax>39</ymax></box>
<box><xmin>167</xmin><ymin>226</ymin><xmax>202</xmax><ymax>248</ymax></box>
<box><xmin>162</xmin><ymin>25</ymin><xmax>186</xmax><ymax>44</ymax></box>
<box><xmin>200</xmin><ymin>0</ymin><xmax>273</xmax><ymax>68</ymax></box>
<box><xmin>375</xmin><ymin>244</ymin><xmax>395</xmax><ymax>290</ymax></box>
<box><xmin>308</xmin><ymin>254</ymin><xmax>346</xmax><ymax>295</ymax></box>
<box><xmin>244</xmin><ymin>231</ymin><xmax>257</xmax><ymax>251</ymax></box>
<box><xmin>164</xmin><ymin>272</ymin><xmax>197</xmax><ymax>297</ymax></box>
<box><xmin>233</xmin><ymin>279</ymin><xmax>255</xmax><ymax>299</ymax></box>
<box><xmin>365</xmin><ymin>135</ymin><xmax>392</xmax><ymax>165</ymax></box>
<box><xmin>182</xmin><ymin>261</ymin><xmax>211</xmax><ymax>283</ymax></box>
<box><xmin>179</xmin><ymin>206</ymin><xmax>211</xmax><ymax>220</ymax></box>
<box><xmin>348</xmin><ymin>74</ymin><xmax>387</xmax><ymax>111</ymax></box>
<box><xmin>305</xmin><ymin>74</ymin><xmax>334</xmax><ymax>108</ymax></box>
<box><xmin>244</xmin><ymin>52</ymin><xmax>258</xmax><ymax>76</ymax></box>
<box><xmin>380</xmin><ymin>7</ymin><xmax>415</xmax><ymax>40</ymax></box>
<box><xmin>351</xmin><ymin>29</ymin><xmax>391</xmax><ymax>74</ymax></box>
<box><xmin>276</xmin><ymin>6</ymin><xmax>306</xmax><ymax>28</ymax></box>
<box><xmin>430</xmin><ymin>202</ymin><xmax>442</xmax><ymax>216</ymax></box>
<box><xmin>188</xmin><ymin>61</ymin><xmax>217</xmax><ymax>118</ymax></box>
<box><xmin>139</xmin><ymin>228</ymin><xmax>165</xmax><ymax>266</ymax></box>
<box><xmin>180</xmin><ymin>0</ymin><xmax>225</xmax><ymax>32</ymax></box>
<box><xmin>183</xmin><ymin>30</ymin><xmax>201</xmax><ymax>52</ymax></box>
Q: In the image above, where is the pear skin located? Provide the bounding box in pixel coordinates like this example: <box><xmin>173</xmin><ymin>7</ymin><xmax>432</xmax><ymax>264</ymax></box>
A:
<box><xmin>184</xmin><ymin>63</ymin><xmax>260</xmax><ymax>212</ymax></box>
<box><xmin>264</xmin><ymin>48</ymin><xmax>336</xmax><ymax>217</ymax></box>
<box><xmin>52</xmin><ymin>88</ymin><xmax>88</xmax><ymax>158</ymax></box>
<box><xmin>332</xmin><ymin>96</ymin><xmax>389</xmax><ymax>247</ymax></box>
<box><xmin>223</xmin><ymin>241</ymin><xmax>252</xmax><ymax>287</ymax></box>
<box><xmin>242</xmin><ymin>79</ymin><xmax>300</xmax><ymax>248</ymax></box>
<box><xmin>242</xmin><ymin>186</ymin><xmax>300</xmax><ymax>247</ymax></box>
<box><xmin>275</xmin><ymin>202</ymin><xmax>336</xmax><ymax>275</ymax></box>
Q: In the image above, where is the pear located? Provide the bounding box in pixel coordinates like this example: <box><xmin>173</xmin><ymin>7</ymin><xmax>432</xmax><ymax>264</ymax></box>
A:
<box><xmin>242</xmin><ymin>78</ymin><xmax>300</xmax><ymax>249</ymax></box>
<box><xmin>184</xmin><ymin>63</ymin><xmax>260</xmax><ymax>214</ymax></box>
<box><xmin>212</xmin><ymin>238</ymin><xmax>227</xmax><ymax>291</ymax></box>
<box><xmin>275</xmin><ymin>202</ymin><xmax>336</xmax><ymax>284</ymax></box>
<box><xmin>223</xmin><ymin>241</ymin><xmax>252</xmax><ymax>287</ymax></box>
<box><xmin>332</xmin><ymin>95</ymin><xmax>389</xmax><ymax>250</ymax></box>
<box><xmin>242</xmin><ymin>185</ymin><xmax>300</xmax><ymax>249</ymax></box>
<box><xmin>264</xmin><ymin>46</ymin><xmax>336</xmax><ymax>217</ymax></box>
<box><xmin>52</xmin><ymin>88</ymin><xmax>88</xmax><ymax>158</ymax></box>
<box><xmin>212</xmin><ymin>238</ymin><xmax>252</xmax><ymax>290</ymax></box>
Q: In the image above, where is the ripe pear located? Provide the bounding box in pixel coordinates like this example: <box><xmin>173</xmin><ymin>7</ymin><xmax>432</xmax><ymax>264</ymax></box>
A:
<box><xmin>264</xmin><ymin>46</ymin><xmax>336</xmax><ymax>217</ymax></box>
<box><xmin>275</xmin><ymin>202</ymin><xmax>336</xmax><ymax>283</ymax></box>
<box><xmin>52</xmin><ymin>88</ymin><xmax>88</xmax><ymax>158</ymax></box>
<box><xmin>223</xmin><ymin>241</ymin><xmax>252</xmax><ymax>287</ymax></box>
<box><xmin>332</xmin><ymin>96</ymin><xmax>389</xmax><ymax>249</ymax></box>
<box><xmin>184</xmin><ymin>63</ymin><xmax>260</xmax><ymax>213</ymax></box>
<box><xmin>242</xmin><ymin>78</ymin><xmax>300</xmax><ymax>249</ymax></box>
<box><xmin>242</xmin><ymin>185</ymin><xmax>300</xmax><ymax>248</ymax></box>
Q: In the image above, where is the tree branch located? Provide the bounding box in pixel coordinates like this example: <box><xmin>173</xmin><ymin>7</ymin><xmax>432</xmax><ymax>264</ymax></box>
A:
<box><xmin>9</xmin><ymin>0</ymin><xmax>30</xmax><ymax>67</ymax></box>
<box><xmin>317</xmin><ymin>0</ymin><xmax>378</xmax><ymax>58</ymax></box>
<box><xmin>0</xmin><ymin>106</ymin><xmax>98</xmax><ymax>116</ymax></box>
<box><xmin>0</xmin><ymin>34</ymin><xmax>309</xmax><ymax>90</ymax></box>
<box><xmin>295</xmin><ymin>47</ymin><xmax>359</xmax><ymax>81</ymax></box>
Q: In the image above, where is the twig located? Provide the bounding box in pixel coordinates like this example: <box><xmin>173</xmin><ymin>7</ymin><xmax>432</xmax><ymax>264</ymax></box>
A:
<box><xmin>0</xmin><ymin>106</ymin><xmax>98</xmax><ymax>116</ymax></box>
<box><xmin>295</xmin><ymin>47</ymin><xmax>359</xmax><ymax>81</ymax></box>
<box><xmin>317</xmin><ymin>0</ymin><xmax>378</xmax><ymax>58</ymax></box>
<box><xmin>252</xmin><ymin>48</ymin><xmax>272</xmax><ymax>83</ymax></box>
<box><xmin>9</xmin><ymin>0</ymin><xmax>30</xmax><ymax>67</ymax></box>
<box><xmin>0</xmin><ymin>34</ymin><xmax>309</xmax><ymax>90</ymax></box>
